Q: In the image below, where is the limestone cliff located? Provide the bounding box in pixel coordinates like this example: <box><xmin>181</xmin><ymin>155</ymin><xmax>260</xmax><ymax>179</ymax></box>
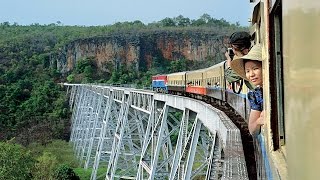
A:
<box><xmin>51</xmin><ymin>30</ymin><xmax>229</xmax><ymax>74</ymax></box>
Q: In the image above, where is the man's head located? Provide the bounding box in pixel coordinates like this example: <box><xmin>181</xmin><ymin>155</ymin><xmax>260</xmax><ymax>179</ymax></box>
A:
<box><xmin>229</xmin><ymin>31</ymin><xmax>251</xmax><ymax>56</ymax></box>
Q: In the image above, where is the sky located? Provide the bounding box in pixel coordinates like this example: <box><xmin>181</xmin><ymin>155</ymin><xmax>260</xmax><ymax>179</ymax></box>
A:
<box><xmin>0</xmin><ymin>0</ymin><xmax>252</xmax><ymax>26</ymax></box>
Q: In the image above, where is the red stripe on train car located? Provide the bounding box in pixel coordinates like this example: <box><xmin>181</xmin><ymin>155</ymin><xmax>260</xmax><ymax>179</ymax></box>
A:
<box><xmin>186</xmin><ymin>86</ymin><xmax>207</xmax><ymax>95</ymax></box>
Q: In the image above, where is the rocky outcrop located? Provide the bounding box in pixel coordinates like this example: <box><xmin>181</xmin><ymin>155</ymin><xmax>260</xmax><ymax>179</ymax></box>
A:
<box><xmin>51</xmin><ymin>30</ymin><xmax>229</xmax><ymax>74</ymax></box>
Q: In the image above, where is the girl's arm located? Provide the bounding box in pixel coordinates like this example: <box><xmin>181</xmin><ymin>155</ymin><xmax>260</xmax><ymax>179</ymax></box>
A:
<box><xmin>248</xmin><ymin>110</ymin><xmax>264</xmax><ymax>136</ymax></box>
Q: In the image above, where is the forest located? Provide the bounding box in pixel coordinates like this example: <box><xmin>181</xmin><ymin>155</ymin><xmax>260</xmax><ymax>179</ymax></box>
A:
<box><xmin>0</xmin><ymin>14</ymin><xmax>247</xmax><ymax>179</ymax></box>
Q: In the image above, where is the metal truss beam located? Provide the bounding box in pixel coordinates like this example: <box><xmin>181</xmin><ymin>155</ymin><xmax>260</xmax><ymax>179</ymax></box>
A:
<box><xmin>65</xmin><ymin>84</ymin><xmax>248</xmax><ymax>180</ymax></box>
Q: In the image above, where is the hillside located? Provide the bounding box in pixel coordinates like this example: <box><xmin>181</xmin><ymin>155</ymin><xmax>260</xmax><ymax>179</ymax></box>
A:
<box><xmin>0</xmin><ymin>15</ymin><xmax>248</xmax><ymax>144</ymax></box>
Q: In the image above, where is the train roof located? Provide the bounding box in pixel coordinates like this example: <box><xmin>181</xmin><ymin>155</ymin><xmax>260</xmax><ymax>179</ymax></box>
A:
<box><xmin>167</xmin><ymin>71</ymin><xmax>187</xmax><ymax>76</ymax></box>
<box><xmin>204</xmin><ymin>61</ymin><xmax>225</xmax><ymax>70</ymax></box>
<box><xmin>152</xmin><ymin>74</ymin><xmax>167</xmax><ymax>77</ymax></box>
<box><xmin>184</xmin><ymin>61</ymin><xmax>225</xmax><ymax>75</ymax></box>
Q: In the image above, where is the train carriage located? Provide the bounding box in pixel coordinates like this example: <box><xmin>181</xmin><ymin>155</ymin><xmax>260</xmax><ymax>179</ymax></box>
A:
<box><xmin>166</xmin><ymin>72</ymin><xmax>186</xmax><ymax>95</ymax></box>
<box><xmin>203</xmin><ymin>62</ymin><xmax>225</xmax><ymax>101</ymax></box>
<box><xmin>185</xmin><ymin>68</ymin><xmax>207</xmax><ymax>96</ymax></box>
<box><xmin>246</xmin><ymin>1</ymin><xmax>320</xmax><ymax>179</ymax></box>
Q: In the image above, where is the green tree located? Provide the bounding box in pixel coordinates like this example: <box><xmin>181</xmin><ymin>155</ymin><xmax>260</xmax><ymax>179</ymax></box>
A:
<box><xmin>33</xmin><ymin>152</ymin><xmax>58</xmax><ymax>180</ymax></box>
<box><xmin>0</xmin><ymin>142</ymin><xmax>35</xmax><ymax>180</ymax></box>
<box><xmin>160</xmin><ymin>17</ymin><xmax>176</xmax><ymax>27</ymax></box>
<box><xmin>67</xmin><ymin>74</ymin><xmax>75</xmax><ymax>83</ymax></box>
<box><xmin>174</xmin><ymin>15</ymin><xmax>191</xmax><ymax>27</ymax></box>
<box><xmin>53</xmin><ymin>164</ymin><xmax>80</xmax><ymax>180</ymax></box>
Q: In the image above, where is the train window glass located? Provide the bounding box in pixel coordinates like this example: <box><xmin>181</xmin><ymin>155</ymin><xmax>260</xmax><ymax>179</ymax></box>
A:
<box><xmin>270</xmin><ymin>0</ymin><xmax>285</xmax><ymax>149</ymax></box>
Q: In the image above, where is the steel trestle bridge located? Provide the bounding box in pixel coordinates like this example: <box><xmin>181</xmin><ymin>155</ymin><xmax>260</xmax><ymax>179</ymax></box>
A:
<box><xmin>66</xmin><ymin>84</ymin><xmax>248</xmax><ymax>180</ymax></box>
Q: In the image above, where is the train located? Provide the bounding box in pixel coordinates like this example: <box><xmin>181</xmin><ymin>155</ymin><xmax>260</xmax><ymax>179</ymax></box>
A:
<box><xmin>152</xmin><ymin>0</ymin><xmax>320</xmax><ymax>179</ymax></box>
<box><xmin>152</xmin><ymin>62</ymin><xmax>251</xmax><ymax>120</ymax></box>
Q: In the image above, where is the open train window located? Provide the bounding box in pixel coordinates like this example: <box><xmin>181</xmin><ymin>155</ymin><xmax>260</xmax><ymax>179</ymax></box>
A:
<box><xmin>269</xmin><ymin>0</ymin><xmax>285</xmax><ymax>150</ymax></box>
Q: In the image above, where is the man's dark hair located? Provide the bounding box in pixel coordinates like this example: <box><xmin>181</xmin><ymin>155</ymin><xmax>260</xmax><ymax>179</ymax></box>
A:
<box><xmin>229</xmin><ymin>31</ymin><xmax>251</xmax><ymax>50</ymax></box>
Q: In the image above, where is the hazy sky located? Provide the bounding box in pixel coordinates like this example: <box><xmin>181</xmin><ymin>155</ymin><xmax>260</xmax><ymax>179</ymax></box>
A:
<box><xmin>0</xmin><ymin>0</ymin><xmax>252</xmax><ymax>26</ymax></box>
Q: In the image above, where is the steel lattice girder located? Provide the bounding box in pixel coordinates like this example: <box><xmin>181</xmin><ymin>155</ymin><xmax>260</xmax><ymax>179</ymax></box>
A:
<box><xmin>65</xmin><ymin>84</ymin><xmax>248</xmax><ymax>180</ymax></box>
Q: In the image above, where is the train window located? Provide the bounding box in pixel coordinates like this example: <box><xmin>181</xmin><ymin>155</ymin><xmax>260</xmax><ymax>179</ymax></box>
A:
<box><xmin>269</xmin><ymin>0</ymin><xmax>285</xmax><ymax>149</ymax></box>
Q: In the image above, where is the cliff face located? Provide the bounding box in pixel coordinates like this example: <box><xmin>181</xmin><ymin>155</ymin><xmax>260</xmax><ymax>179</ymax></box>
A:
<box><xmin>52</xmin><ymin>30</ymin><xmax>229</xmax><ymax>74</ymax></box>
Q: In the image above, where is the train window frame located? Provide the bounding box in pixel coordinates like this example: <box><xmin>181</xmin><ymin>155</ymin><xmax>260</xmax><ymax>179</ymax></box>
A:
<box><xmin>269</xmin><ymin>0</ymin><xmax>285</xmax><ymax>150</ymax></box>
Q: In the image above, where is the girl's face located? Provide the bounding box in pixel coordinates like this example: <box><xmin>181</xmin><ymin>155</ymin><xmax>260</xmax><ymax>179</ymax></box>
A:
<box><xmin>245</xmin><ymin>60</ymin><xmax>263</xmax><ymax>86</ymax></box>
